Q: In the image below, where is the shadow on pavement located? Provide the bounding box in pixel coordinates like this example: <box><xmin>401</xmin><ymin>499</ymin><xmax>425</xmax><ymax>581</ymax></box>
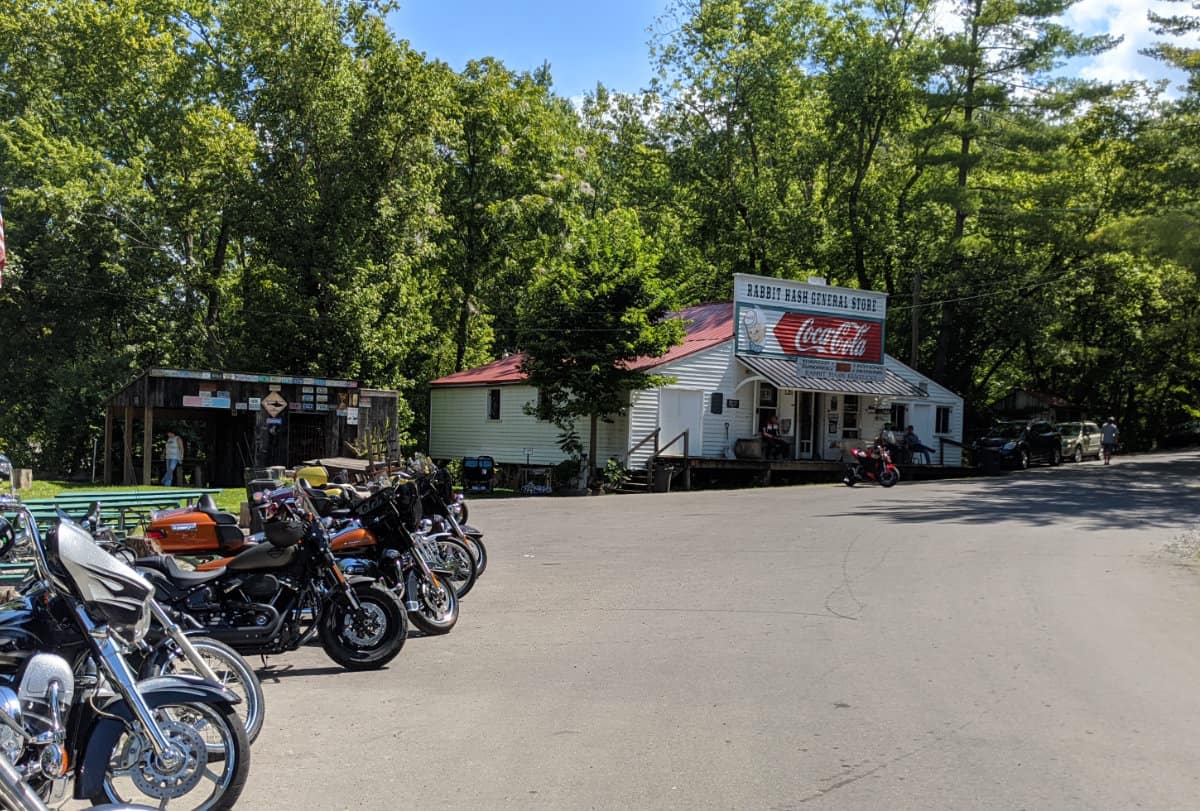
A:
<box><xmin>824</xmin><ymin>450</ymin><xmax>1200</xmax><ymax>531</ymax></box>
<box><xmin>256</xmin><ymin>664</ymin><xmax>346</xmax><ymax>682</ymax></box>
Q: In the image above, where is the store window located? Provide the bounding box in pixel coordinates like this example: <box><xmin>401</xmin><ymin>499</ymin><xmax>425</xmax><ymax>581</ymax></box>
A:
<box><xmin>842</xmin><ymin>395</ymin><xmax>860</xmax><ymax>439</ymax></box>
<box><xmin>936</xmin><ymin>406</ymin><xmax>952</xmax><ymax>435</ymax></box>
<box><xmin>487</xmin><ymin>388</ymin><xmax>501</xmax><ymax>421</ymax></box>
<box><xmin>757</xmin><ymin>383</ymin><xmax>778</xmax><ymax>432</ymax></box>
<box><xmin>890</xmin><ymin>403</ymin><xmax>907</xmax><ymax>431</ymax></box>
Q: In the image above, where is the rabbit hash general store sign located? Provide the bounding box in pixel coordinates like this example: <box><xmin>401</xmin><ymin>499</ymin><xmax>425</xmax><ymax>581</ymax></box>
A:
<box><xmin>733</xmin><ymin>273</ymin><xmax>888</xmax><ymax>383</ymax></box>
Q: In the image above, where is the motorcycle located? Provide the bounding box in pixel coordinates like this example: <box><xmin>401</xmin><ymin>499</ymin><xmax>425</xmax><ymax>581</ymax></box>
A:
<box><xmin>135</xmin><ymin>483</ymin><xmax>408</xmax><ymax>671</ymax></box>
<box><xmin>844</xmin><ymin>443</ymin><xmax>900</xmax><ymax>488</ymax></box>
<box><xmin>328</xmin><ymin>481</ymin><xmax>471</xmax><ymax>635</ymax></box>
<box><xmin>0</xmin><ymin>457</ymin><xmax>250</xmax><ymax>810</ymax></box>
<box><xmin>69</xmin><ymin>508</ymin><xmax>266</xmax><ymax>744</ymax></box>
<box><xmin>0</xmin><ymin>688</ymin><xmax>154</xmax><ymax>811</ymax></box>
<box><xmin>411</xmin><ymin>465</ymin><xmax>488</xmax><ymax>580</ymax></box>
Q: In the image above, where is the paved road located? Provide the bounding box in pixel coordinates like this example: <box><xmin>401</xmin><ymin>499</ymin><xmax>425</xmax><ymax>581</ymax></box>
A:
<box><xmin>238</xmin><ymin>450</ymin><xmax>1200</xmax><ymax>810</ymax></box>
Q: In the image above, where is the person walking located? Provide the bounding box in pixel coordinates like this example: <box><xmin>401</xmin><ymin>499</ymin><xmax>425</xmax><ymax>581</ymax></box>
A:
<box><xmin>162</xmin><ymin>430</ymin><xmax>185</xmax><ymax>486</ymax></box>
<box><xmin>1100</xmin><ymin>417</ymin><xmax>1119</xmax><ymax>465</ymax></box>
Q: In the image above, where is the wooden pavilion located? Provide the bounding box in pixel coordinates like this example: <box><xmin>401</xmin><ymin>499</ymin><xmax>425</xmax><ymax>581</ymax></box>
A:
<box><xmin>102</xmin><ymin>368</ymin><xmax>400</xmax><ymax>486</ymax></box>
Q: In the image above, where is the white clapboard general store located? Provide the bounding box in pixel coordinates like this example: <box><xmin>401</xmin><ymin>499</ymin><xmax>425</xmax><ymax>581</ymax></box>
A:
<box><xmin>428</xmin><ymin>274</ymin><xmax>963</xmax><ymax>482</ymax></box>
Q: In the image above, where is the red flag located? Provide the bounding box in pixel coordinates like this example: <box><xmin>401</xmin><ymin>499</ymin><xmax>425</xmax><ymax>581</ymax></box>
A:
<box><xmin>0</xmin><ymin>201</ymin><xmax>6</xmax><ymax>288</ymax></box>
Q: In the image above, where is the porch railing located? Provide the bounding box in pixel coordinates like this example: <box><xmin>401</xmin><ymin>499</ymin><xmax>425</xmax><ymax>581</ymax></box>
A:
<box><xmin>617</xmin><ymin>427</ymin><xmax>661</xmax><ymax>469</ymax></box>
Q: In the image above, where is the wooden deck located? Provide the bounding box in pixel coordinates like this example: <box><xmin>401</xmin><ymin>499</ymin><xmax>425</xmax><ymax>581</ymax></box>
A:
<box><xmin>654</xmin><ymin>455</ymin><xmax>968</xmax><ymax>489</ymax></box>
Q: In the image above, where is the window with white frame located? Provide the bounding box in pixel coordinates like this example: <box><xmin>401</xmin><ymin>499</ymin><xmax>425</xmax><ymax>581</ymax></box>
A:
<box><xmin>842</xmin><ymin>395</ymin><xmax>860</xmax><ymax>439</ymax></box>
<box><xmin>487</xmin><ymin>388</ymin><xmax>501</xmax><ymax>421</ymax></box>
<box><xmin>936</xmin><ymin>406</ymin><xmax>952</xmax><ymax>434</ymax></box>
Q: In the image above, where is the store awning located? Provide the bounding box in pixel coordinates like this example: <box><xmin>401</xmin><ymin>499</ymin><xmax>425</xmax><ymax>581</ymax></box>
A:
<box><xmin>739</xmin><ymin>356</ymin><xmax>927</xmax><ymax>398</ymax></box>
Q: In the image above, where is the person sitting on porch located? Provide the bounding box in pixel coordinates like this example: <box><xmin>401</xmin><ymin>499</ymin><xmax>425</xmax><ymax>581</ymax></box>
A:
<box><xmin>877</xmin><ymin>424</ymin><xmax>901</xmax><ymax>458</ymax></box>
<box><xmin>904</xmin><ymin>425</ymin><xmax>935</xmax><ymax>465</ymax></box>
<box><xmin>761</xmin><ymin>415</ymin><xmax>789</xmax><ymax>460</ymax></box>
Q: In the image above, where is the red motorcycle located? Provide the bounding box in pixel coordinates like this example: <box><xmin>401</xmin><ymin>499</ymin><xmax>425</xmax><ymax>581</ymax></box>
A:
<box><xmin>844</xmin><ymin>443</ymin><xmax>900</xmax><ymax>487</ymax></box>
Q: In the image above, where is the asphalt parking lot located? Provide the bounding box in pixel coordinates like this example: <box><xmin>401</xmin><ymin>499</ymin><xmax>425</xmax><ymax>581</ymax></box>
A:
<box><xmin>237</xmin><ymin>450</ymin><xmax>1200</xmax><ymax>809</ymax></box>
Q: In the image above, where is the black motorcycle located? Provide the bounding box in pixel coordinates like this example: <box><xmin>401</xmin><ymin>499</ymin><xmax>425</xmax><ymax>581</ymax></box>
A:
<box><xmin>413</xmin><ymin>465</ymin><xmax>488</xmax><ymax>581</ymax></box>
<box><xmin>136</xmin><ymin>483</ymin><xmax>408</xmax><ymax>671</ymax></box>
<box><xmin>0</xmin><ymin>463</ymin><xmax>250</xmax><ymax>809</ymax></box>
<box><xmin>330</xmin><ymin>480</ymin><xmax>471</xmax><ymax>635</ymax></box>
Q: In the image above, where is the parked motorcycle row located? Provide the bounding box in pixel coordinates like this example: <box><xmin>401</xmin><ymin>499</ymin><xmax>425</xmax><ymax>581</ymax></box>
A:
<box><xmin>0</xmin><ymin>454</ymin><xmax>486</xmax><ymax>809</ymax></box>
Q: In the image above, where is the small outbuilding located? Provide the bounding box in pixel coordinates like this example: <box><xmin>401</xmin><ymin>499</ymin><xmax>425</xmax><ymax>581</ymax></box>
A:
<box><xmin>102</xmin><ymin>368</ymin><xmax>399</xmax><ymax>486</ymax></box>
<box><xmin>429</xmin><ymin>274</ymin><xmax>965</xmax><ymax>484</ymax></box>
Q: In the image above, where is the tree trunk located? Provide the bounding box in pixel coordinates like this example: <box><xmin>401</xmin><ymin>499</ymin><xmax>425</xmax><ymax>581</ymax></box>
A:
<box><xmin>454</xmin><ymin>286</ymin><xmax>474</xmax><ymax>372</ymax></box>
<box><xmin>934</xmin><ymin>1</ymin><xmax>982</xmax><ymax>384</ymax></box>
<box><xmin>588</xmin><ymin>414</ymin><xmax>599</xmax><ymax>488</ymax></box>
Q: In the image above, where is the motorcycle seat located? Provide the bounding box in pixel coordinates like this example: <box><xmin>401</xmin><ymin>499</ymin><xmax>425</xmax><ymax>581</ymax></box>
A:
<box><xmin>134</xmin><ymin>555</ymin><xmax>226</xmax><ymax>584</ymax></box>
<box><xmin>194</xmin><ymin>494</ymin><xmax>238</xmax><ymax>525</ymax></box>
<box><xmin>196</xmin><ymin>508</ymin><xmax>238</xmax><ymax>525</ymax></box>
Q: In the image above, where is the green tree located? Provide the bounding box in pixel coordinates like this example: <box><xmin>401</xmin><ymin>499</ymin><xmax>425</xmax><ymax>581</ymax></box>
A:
<box><xmin>919</xmin><ymin>0</ymin><xmax>1116</xmax><ymax>386</ymax></box>
<box><xmin>517</xmin><ymin>209</ymin><xmax>685</xmax><ymax>473</ymax></box>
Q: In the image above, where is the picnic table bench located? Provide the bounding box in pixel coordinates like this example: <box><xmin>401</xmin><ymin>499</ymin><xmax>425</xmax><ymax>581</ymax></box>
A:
<box><xmin>0</xmin><ymin>488</ymin><xmax>224</xmax><ymax>588</ymax></box>
<box><xmin>9</xmin><ymin>488</ymin><xmax>223</xmax><ymax>534</ymax></box>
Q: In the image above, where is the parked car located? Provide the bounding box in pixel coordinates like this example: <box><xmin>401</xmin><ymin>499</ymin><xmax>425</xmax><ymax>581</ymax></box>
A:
<box><xmin>1160</xmin><ymin>420</ymin><xmax>1200</xmax><ymax>449</ymax></box>
<box><xmin>973</xmin><ymin>419</ymin><xmax>1063</xmax><ymax>469</ymax></box>
<box><xmin>1056</xmin><ymin>421</ymin><xmax>1102</xmax><ymax>463</ymax></box>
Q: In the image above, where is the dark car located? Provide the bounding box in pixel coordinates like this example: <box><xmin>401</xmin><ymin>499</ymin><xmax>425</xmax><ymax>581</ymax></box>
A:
<box><xmin>973</xmin><ymin>419</ymin><xmax>1063</xmax><ymax>470</ymax></box>
<box><xmin>1160</xmin><ymin>421</ymin><xmax>1200</xmax><ymax>449</ymax></box>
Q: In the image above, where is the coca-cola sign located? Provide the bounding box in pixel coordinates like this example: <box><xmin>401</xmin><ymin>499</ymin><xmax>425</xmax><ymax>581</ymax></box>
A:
<box><xmin>772</xmin><ymin>313</ymin><xmax>883</xmax><ymax>363</ymax></box>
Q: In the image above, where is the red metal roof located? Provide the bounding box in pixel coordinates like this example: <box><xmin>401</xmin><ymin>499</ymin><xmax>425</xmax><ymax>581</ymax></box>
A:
<box><xmin>430</xmin><ymin>302</ymin><xmax>734</xmax><ymax>387</ymax></box>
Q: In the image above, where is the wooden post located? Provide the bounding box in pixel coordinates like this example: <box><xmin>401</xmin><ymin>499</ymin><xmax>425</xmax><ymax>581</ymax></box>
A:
<box><xmin>682</xmin><ymin>430</ymin><xmax>692</xmax><ymax>491</ymax></box>
<box><xmin>123</xmin><ymin>407</ymin><xmax>134</xmax><ymax>485</ymax></box>
<box><xmin>142</xmin><ymin>403</ymin><xmax>154</xmax><ymax>486</ymax></box>
<box><xmin>103</xmin><ymin>408</ymin><xmax>113</xmax><ymax>485</ymax></box>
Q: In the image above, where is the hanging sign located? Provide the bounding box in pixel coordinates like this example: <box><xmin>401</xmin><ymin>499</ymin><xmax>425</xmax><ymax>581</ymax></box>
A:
<box><xmin>734</xmin><ymin>273</ymin><xmax>887</xmax><ymax>381</ymax></box>
<box><xmin>261</xmin><ymin>391</ymin><xmax>288</xmax><ymax>417</ymax></box>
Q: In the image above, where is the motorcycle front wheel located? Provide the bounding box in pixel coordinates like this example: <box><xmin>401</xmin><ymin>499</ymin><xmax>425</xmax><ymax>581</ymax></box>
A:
<box><xmin>880</xmin><ymin>468</ymin><xmax>900</xmax><ymax>488</ymax></box>
<box><xmin>461</xmin><ymin>531</ymin><xmax>487</xmax><ymax>577</ymax></box>
<box><xmin>91</xmin><ymin>700</ymin><xmax>249</xmax><ymax>810</ymax></box>
<box><xmin>142</xmin><ymin>637</ymin><xmax>265</xmax><ymax>746</ymax></box>
<box><xmin>430</xmin><ymin>537</ymin><xmax>478</xmax><ymax>598</ymax></box>
<box><xmin>406</xmin><ymin>571</ymin><xmax>459</xmax><ymax>635</ymax></box>
<box><xmin>319</xmin><ymin>583</ymin><xmax>407</xmax><ymax>671</ymax></box>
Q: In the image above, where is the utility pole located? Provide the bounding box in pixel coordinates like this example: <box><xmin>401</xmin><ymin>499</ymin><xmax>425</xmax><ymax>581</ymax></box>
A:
<box><xmin>910</xmin><ymin>269</ymin><xmax>921</xmax><ymax>368</ymax></box>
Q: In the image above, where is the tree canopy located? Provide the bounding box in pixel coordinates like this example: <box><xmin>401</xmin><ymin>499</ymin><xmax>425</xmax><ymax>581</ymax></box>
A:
<box><xmin>0</xmin><ymin>0</ymin><xmax>1196</xmax><ymax>472</ymax></box>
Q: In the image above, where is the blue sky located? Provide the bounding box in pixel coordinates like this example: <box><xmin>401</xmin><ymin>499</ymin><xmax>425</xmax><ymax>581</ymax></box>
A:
<box><xmin>388</xmin><ymin>1</ymin><xmax>1196</xmax><ymax>100</ymax></box>
<box><xmin>387</xmin><ymin>0</ymin><xmax>671</xmax><ymax>99</ymax></box>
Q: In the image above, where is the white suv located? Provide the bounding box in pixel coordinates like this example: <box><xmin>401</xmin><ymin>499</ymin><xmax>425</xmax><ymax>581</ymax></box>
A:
<box><xmin>1057</xmin><ymin>421</ymin><xmax>1102</xmax><ymax>463</ymax></box>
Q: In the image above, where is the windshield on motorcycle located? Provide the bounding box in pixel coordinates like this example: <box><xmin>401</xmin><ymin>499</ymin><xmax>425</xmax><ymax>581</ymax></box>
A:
<box><xmin>45</xmin><ymin>521</ymin><xmax>153</xmax><ymax>644</ymax></box>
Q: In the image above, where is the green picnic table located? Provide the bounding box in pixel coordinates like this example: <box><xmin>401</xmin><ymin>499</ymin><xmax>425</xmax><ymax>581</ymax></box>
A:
<box><xmin>14</xmin><ymin>488</ymin><xmax>224</xmax><ymax>533</ymax></box>
<box><xmin>1</xmin><ymin>488</ymin><xmax>226</xmax><ymax>586</ymax></box>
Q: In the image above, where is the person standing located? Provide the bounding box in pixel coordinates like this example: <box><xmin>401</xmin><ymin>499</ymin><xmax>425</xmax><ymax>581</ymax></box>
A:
<box><xmin>162</xmin><ymin>430</ymin><xmax>185</xmax><ymax>486</ymax></box>
<box><xmin>1100</xmin><ymin>417</ymin><xmax>1119</xmax><ymax>465</ymax></box>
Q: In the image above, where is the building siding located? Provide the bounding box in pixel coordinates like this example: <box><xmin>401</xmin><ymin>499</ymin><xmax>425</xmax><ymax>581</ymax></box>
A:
<box><xmin>626</xmin><ymin>344</ymin><xmax>756</xmax><ymax>467</ymax></box>
<box><xmin>429</xmin><ymin>344</ymin><xmax>965</xmax><ymax>470</ymax></box>
<box><xmin>429</xmin><ymin>385</ymin><xmax>630</xmax><ymax>468</ymax></box>
<box><xmin>882</xmin><ymin>356</ymin><xmax>964</xmax><ymax>466</ymax></box>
